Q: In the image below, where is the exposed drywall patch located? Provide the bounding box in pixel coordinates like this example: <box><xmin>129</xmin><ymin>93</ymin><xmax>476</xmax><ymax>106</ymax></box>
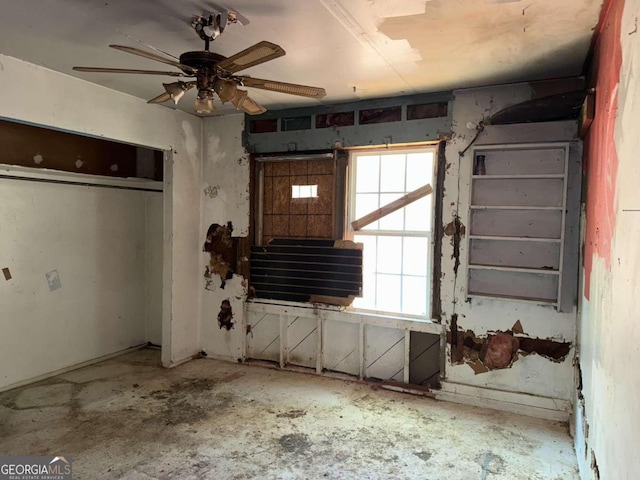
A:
<box><xmin>448</xmin><ymin>320</ymin><xmax>571</xmax><ymax>374</ymax></box>
<box><xmin>443</xmin><ymin>215</ymin><xmax>465</xmax><ymax>275</ymax></box>
<box><xmin>2</xmin><ymin>267</ymin><xmax>11</xmax><ymax>281</ymax></box>
<box><xmin>203</xmin><ymin>222</ymin><xmax>237</xmax><ymax>290</ymax></box>
<box><xmin>45</xmin><ymin>270</ymin><xmax>62</xmax><ymax>292</ymax></box>
<box><xmin>75</xmin><ymin>158</ymin><xmax>84</xmax><ymax>169</ymax></box>
<box><xmin>33</xmin><ymin>154</ymin><xmax>43</xmax><ymax>165</ymax></box>
<box><xmin>218</xmin><ymin>299</ymin><xmax>234</xmax><ymax>330</ymax></box>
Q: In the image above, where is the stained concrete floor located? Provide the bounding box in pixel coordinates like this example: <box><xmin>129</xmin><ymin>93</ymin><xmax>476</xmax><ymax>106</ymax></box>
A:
<box><xmin>0</xmin><ymin>349</ymin><xmax>578</xmax><ymax>480</ymax></box>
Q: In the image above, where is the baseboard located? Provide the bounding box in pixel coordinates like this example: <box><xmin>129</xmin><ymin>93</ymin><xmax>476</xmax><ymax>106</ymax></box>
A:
<box><xmin>436</xmin><ymin>381</ymin><xmax>571</xmax><ymax>422</ymax></box>
<box><xmin>164</xmin><ymin>353</ymin><xmax>201</xmax><ymax>368</ymax></box>
<box><xmin>0</xmin><ymin>343</ymin><xmax>147</xmax><ymax>393</ymax></box>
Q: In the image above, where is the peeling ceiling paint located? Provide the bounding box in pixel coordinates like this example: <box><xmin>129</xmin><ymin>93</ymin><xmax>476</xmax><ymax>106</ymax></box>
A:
<box><xmin>0</xmin><ymin>0</ymin><xmax>602</xmax><ymax>116</ymax></box>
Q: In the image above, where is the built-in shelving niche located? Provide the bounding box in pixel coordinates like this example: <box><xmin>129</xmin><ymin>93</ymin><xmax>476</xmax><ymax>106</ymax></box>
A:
<box><xmin>466</xmin><ymin>143</ymin><xmax>570</xmax><ymax>308</ymax></box>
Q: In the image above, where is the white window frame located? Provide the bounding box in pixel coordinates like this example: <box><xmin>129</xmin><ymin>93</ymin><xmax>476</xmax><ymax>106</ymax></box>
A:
<box><xmin>345</xmin><ymin>145</ymin><xmax>437</xmax><ymax>319</ymax></box>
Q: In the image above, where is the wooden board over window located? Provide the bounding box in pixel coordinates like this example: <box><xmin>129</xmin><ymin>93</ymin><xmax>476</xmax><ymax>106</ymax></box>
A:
<box><xmin>260</xmin><ymin>156</ymin><xmax>336</xmax><ymax>245</ymax></box>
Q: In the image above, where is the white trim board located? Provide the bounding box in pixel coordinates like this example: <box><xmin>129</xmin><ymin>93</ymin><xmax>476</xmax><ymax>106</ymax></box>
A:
<box><xmin>0</xmin><ymin>164</ymin><xmax>163</xmax><ymax>191</ymax></box>
<box><xmin>436</xmin><ymin>381</ymin><xmax>571</xmax><ymax>422</ymax></box>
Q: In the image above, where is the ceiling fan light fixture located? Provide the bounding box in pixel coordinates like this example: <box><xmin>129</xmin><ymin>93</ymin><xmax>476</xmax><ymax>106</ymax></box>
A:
<box><xmin>163</xmin><ymin>81</ymin><xmax>189</xmax><ymax>104</ymax></box>
<box><xmin>232</xmin><ymin>89</ymin><xmax>266</xmax><ymax>115</ymax></box>
<box><xmin>214</xmin><ymin>79</ymin><xmax>237</xmax><ymax>103</ymax></box>
<box><xmin>195</xmin><ymin>90</ymin><xmax>215</xmax><ymax>114</ymax></box>
<box><xmin>230</xmin><ymin>88</ymin><xmax>248</xmax><ymax>109</ymax></box>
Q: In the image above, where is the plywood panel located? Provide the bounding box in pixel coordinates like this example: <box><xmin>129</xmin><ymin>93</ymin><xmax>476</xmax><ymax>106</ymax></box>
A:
<box><xmin>246</xmin><ymin>312</ymin><xmax>280</xmax><ymax>362</ymax></box>
<box><xmin>287</xmin><ymin>316</ymin><xmax>317</xmax><ymax>368</ymax></box>
<box><xmin>364</xmin><ymin>325</ymin><xmax>405</xmax><ymax>381</ymax></box>
<box><xmin>323</xmin><ymin>320</ymin><xmax>359</xmax><ymax>375</ymax></box>
<box><xmin>409</xmin><ymin>331</ymin><xmax>440</xmax><ymax>387</ymax></box>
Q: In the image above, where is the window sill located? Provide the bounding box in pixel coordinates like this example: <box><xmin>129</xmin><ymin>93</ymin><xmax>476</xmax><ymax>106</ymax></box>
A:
<box><xmin>246</xmin><ymin>298</ymin><xmax>442</xmax><ymax>333</ymax></box>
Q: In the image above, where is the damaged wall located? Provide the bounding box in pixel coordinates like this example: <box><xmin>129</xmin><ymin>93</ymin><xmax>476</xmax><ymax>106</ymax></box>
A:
<box><xmin>0</xmin><ymin>54</ymin><xmax>203</xmax><ymax>371</ymax></box>
<box><xmin>441</xmin><ymin>82</ymin><xmax>582</xmax><ymax>404</ymax></box>
<box><xmin>575</xmin><ymin>0</ymin><xmax>640</xmax><ymax>478</ymax></box>
<box><xmin>203</xmin><ymin>81</ymin><xmax>584</xmax><ymax>417</ymax></box>
<box><xmin>200</xmin><ymin>114</ymin><xmax>250</xmax><ymax>362</ymax></box>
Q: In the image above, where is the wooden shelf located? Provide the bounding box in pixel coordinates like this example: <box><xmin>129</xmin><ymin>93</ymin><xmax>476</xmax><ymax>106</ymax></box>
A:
<box><xmin>467</xmin><ymin>143</ymin><xmax>570</xmax><ymax>309</ymax></box>
<box><xmin>472</xmin><ymin>174</ymin><xmax>565</xmax><ymax>179</ymax></box>
<box><xmin>470</xmin><ymin>205</ymin><xmax>563</xmax><ymax>211</ymax></box>
<box><xmin>468</xmin><ymin>264</ymin><xmax>560</xmax><ymax>275</ymax></box>
<box><xmin>468</xmin><ymin>235</ymin><xmax>562</xmax><ymax>243</ymax></box>
<box><xmin>467</xmin><ymin>293</ymin><xmax>558</xmax><ymax>306</ymax></box>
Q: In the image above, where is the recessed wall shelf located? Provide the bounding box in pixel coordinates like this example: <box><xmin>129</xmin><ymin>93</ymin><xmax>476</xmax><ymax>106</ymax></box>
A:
<box><xmin>466</xmin><ymin>143</ymin><xmax>570</xmax><ymax>308</ymax></box>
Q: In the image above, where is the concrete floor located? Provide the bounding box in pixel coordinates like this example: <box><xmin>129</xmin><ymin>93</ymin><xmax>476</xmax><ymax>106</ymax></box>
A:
<box><xmin>0</xmin><ymin>349</ymin><xmax>578</xmax><ymax>479</ymax></box>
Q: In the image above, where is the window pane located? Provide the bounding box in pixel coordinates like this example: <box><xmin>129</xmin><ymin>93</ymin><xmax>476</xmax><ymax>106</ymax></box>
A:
<box><xmin>402</xmin><ymin>276</ymin><xmax>428</xmax><ymax>316</ymax></box>
<box><xmin>354</xmin><ymin>273</ymin><xmax>377</xmax><ymax>310</ymax></box>
<box><xmin>405</xmin><ymin>196</ymin><xmax>432</xmax><ymax>231</ymax></box>
<box><xmin>355</xmin><ymin>155</ymin><xmax>379</xmax><ymax>193</ymax></box>
<box><xmin>406</xmin><ymin>152</ymin><xmax>433</xmax><ymax>191</ymax></box>
<box><xmin>348</xmin><ymin>147</ymin><xmax>435</xmax><ymax>317</ymax></box>
<box><xmin>354</xmin><ymin>235</ymin><xmax>377</xmax><ymax>272</ymax></box>
<box><xmin>380</xmin><ymin>154</ymin><xmax>406</xmax><ymax>192</ymax></box>
<box><xmin>376</xmin><ymin>274</ymin><xmax>401</xmax><ymax>312</ymax></box>
<box><xmin>355</xmin><ymin>193</ymin><xmax>379</xmax><ymax>230</ymax></box>
<box><xmin>378</xmin><ymin>193</ymin><xmax>404</xmax><ymax>230</ymax></box>
<box><xmin>403</xmin><ymin>237</ymin><xmax>429</xmax><ymax>276</ymax></box>
<box><xmin>377</xmin><ymin>236</ymin><xmax>402</xmax><ymax>274</ymax></box>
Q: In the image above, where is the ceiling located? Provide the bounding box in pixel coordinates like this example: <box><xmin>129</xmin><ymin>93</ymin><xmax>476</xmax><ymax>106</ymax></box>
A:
<box><xmin>0</xmin><ymin>0</ymin><xmax>603</xmax><ymax>116</ymax></box>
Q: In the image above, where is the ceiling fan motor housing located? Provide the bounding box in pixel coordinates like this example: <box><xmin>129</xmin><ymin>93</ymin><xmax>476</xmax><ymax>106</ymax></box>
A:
<box><xmin>179</xmin><ymin>51</ymin><xmax>226</xmax><ymax>72</ymax></box>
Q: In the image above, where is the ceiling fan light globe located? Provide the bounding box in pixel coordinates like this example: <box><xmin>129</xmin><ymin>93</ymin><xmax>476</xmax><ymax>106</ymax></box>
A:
<box><xmin>230</xmin><ymin>89</ymin><xmax>248</xmax><ymax>109</ymax></box>
<box><xmin>214</xmin><ymin>79</ymin><xmax>237</xmax><ymax>103</ymax></box>
<box><xmin>163</xmin><ymin>81</ymin><xmax>188</xmax><ymax>105</ymax></box>
<box><xmin>195</xmin><ymin>90</ymin><xmax>215</xmax><ymax>114</ymax></box>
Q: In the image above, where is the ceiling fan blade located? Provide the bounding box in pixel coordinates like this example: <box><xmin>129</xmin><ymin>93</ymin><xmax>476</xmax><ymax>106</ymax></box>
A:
<box><xmin>239</xmin><ymin>77</ymin><xmax>326</xmax><ymax>98</ymax></box>
<box><xmin>73</xmin><ymin>67</ymin><xmax>187</xmax><ymax>77</ymax></box>
<box><xmin>148</xmin><ymin>92</ymin><xmax>172</xmax><ymax>104</ymax></box>
<box><xmin>110</xmin><ymin>45</ymin><xmax>197</xmax><ymax>75</ymax></box>
<box><xmin>216</xmin><ymin>41</ymin><xmax>285</xmax><ymax>74</ymax></box>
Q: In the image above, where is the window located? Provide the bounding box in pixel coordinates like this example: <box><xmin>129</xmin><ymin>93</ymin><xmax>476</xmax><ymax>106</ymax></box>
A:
<box><xmin>346</xmin><ymin>147</ymin><xmax>435</xmax><ymax>317</ymax></box>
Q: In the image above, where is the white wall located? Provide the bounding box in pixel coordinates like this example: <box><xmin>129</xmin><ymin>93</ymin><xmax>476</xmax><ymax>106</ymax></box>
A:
<box><xmin>575</xmin><ymin>0</ymin><xmax>640</xmax><ymax>478</ymax></box>
<box><xmin>145</xmin><ymin>194</ymin><xmax>163</xmax><ymax>346</ymax></box>
<box><xmin>200</xmin><ymin>114</ymin><xmax>250</xmax><ymax>361</ymax></box>
<box><xmin>0</xmin><ymin>54</ymin><xmax>203</xmax><ymax>367</ymax></box>
<box><xmin>0</xmin><ymin>175</ymin><xmax>159</xmax><ymax>389</ymax></box>
<box><xmin>440</xmin><ymin>85</ymin><xmax>579</xmax><ymax>402</ymax></box>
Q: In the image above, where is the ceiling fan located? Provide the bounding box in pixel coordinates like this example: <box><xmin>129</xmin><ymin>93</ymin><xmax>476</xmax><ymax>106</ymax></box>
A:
<box><xmin>73</xmin><ymin>10</ymin><xmax>326</xmax><ymax>115</ymax></box>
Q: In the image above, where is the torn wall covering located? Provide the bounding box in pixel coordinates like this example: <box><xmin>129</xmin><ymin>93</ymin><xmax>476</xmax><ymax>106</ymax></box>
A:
<box><xmin>441</xmin><ymin>83</ymin><xmax>580</xmax><ymax>401</ymax></box>
<box><xmin>200</xmin><ymin>114</ymin><xmax>249</xmax><ymax>362</ymax></box>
